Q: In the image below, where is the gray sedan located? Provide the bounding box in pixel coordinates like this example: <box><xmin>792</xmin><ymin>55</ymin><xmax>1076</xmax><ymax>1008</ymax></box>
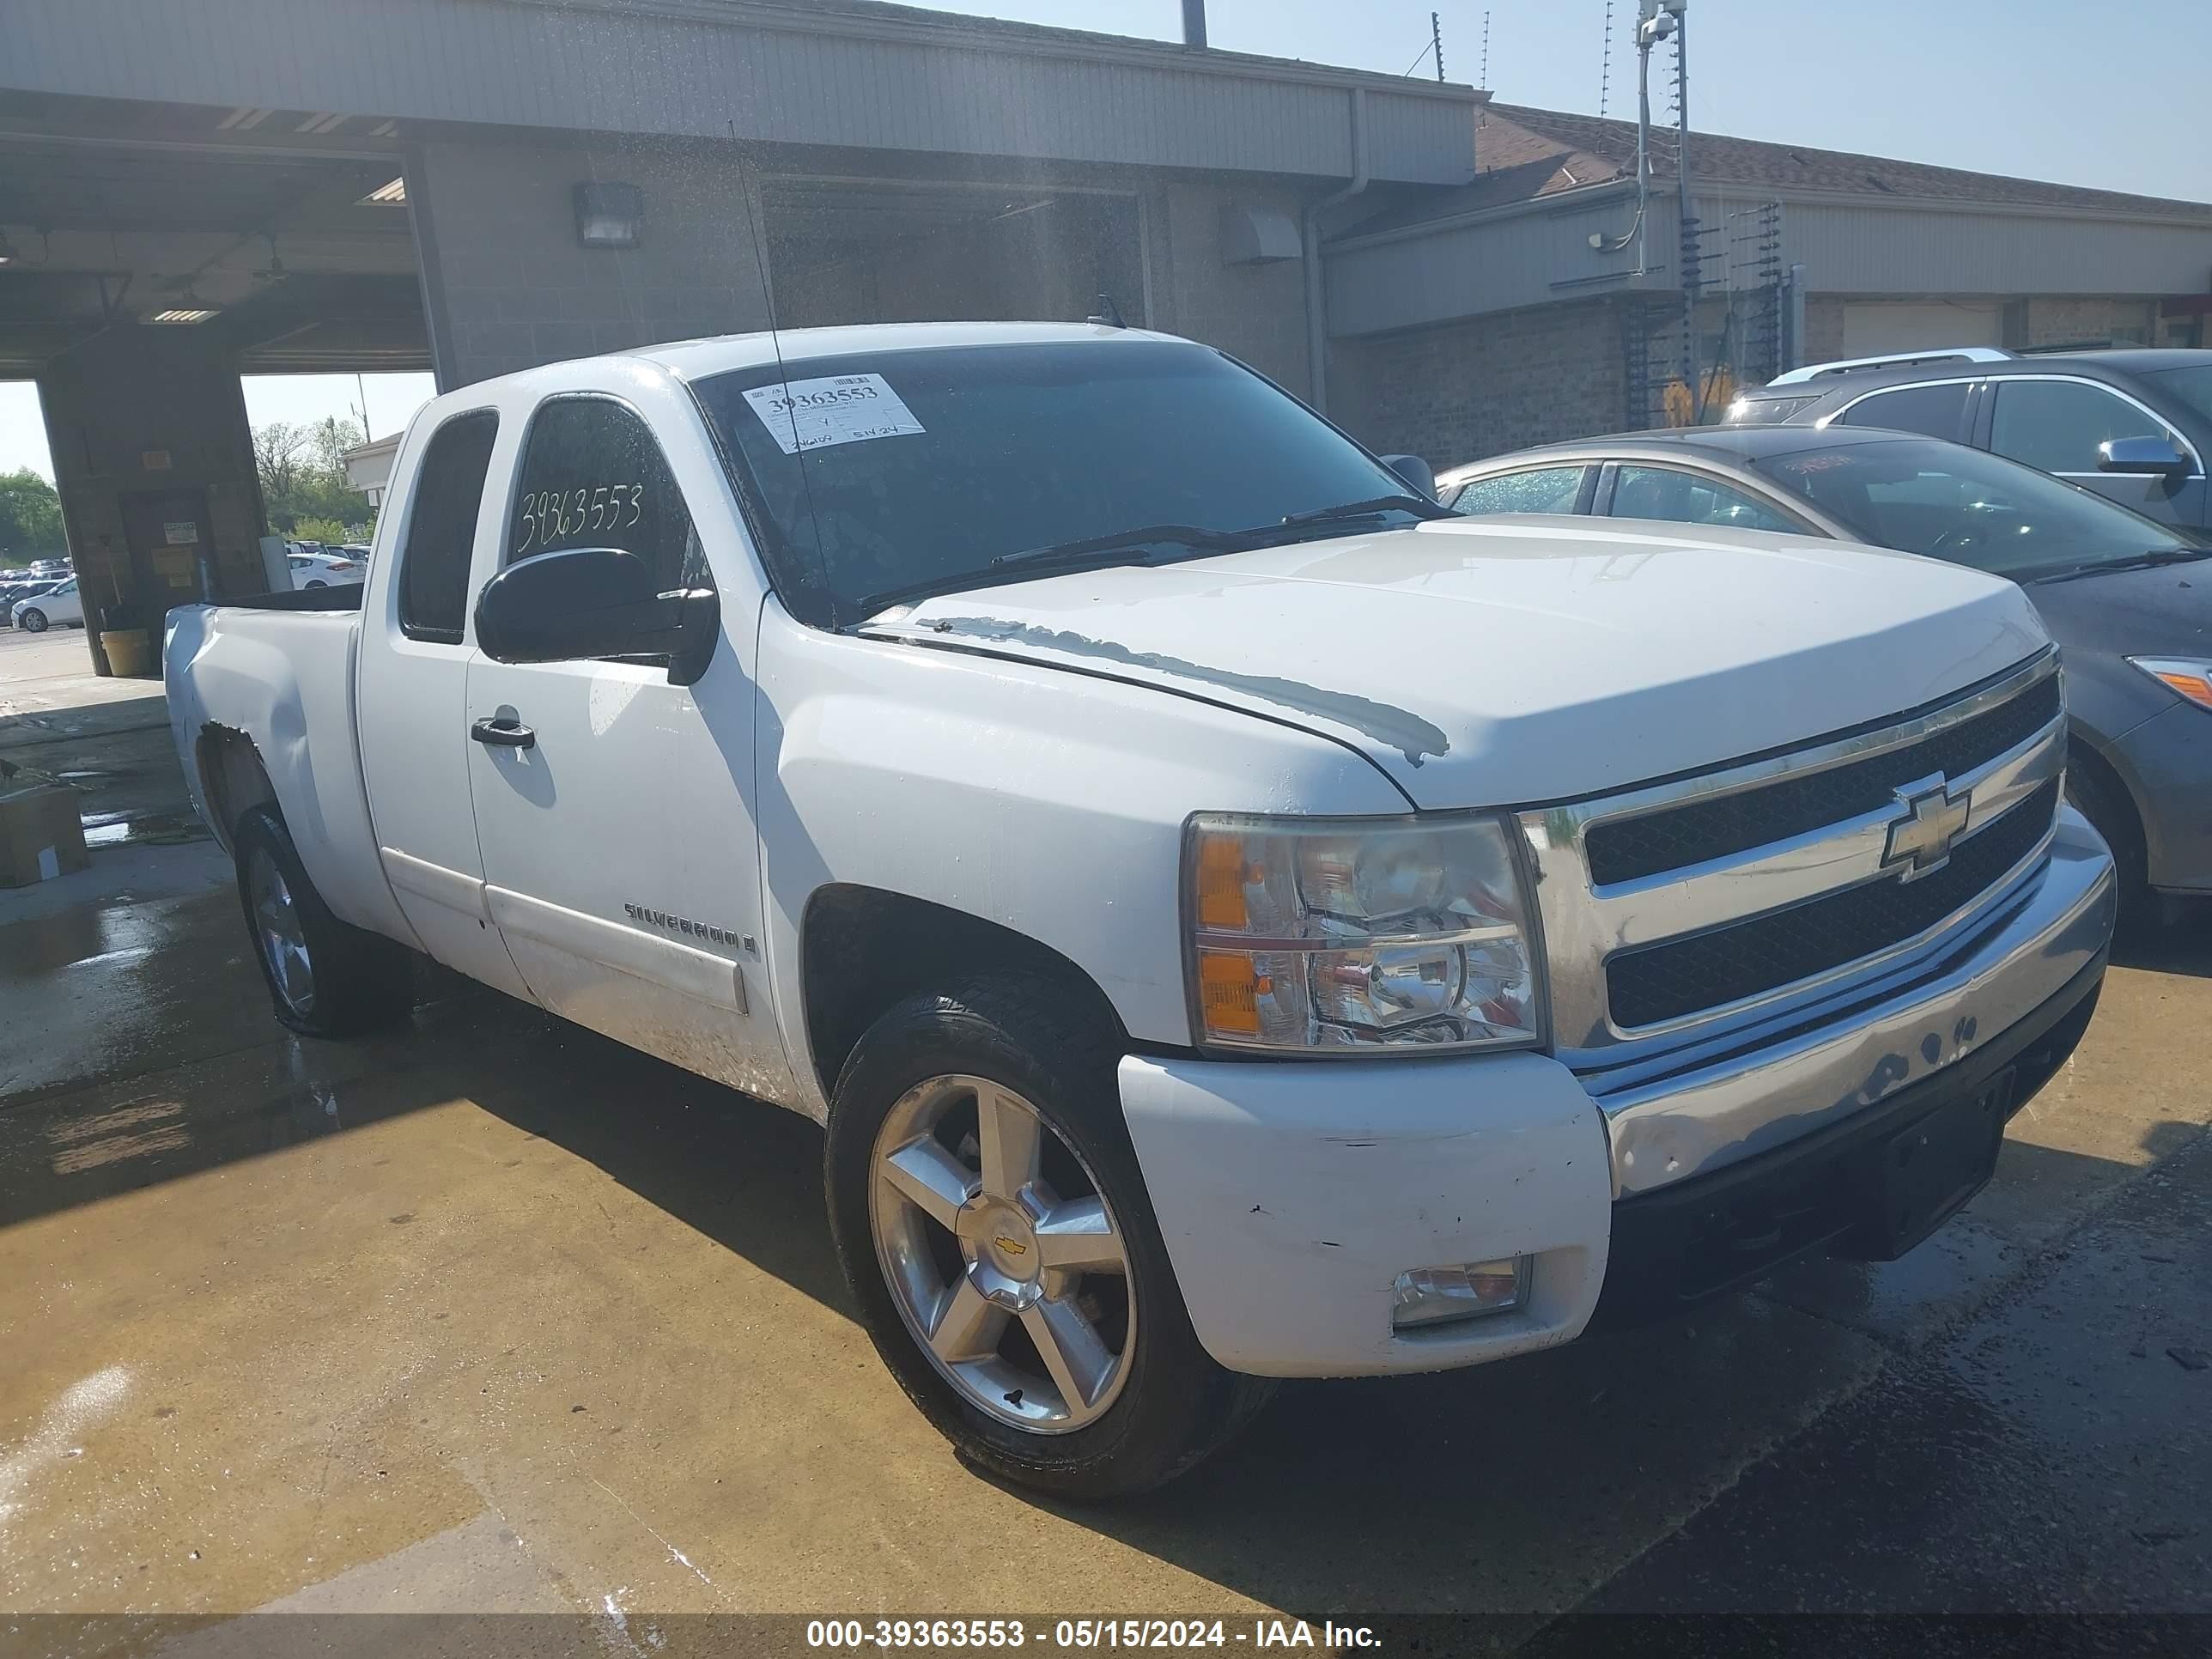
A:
<box><xmin>1437</xmin><ymin>424</ymin><xmax>2212</xmax><ymax>924</ymax></box>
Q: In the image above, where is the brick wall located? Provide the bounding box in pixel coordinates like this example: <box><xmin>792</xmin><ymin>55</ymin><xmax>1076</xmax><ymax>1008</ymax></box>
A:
<box><xmin>1332</xmin><ymin>298</ymin><xmax>1626</xmax><ymax>465</ymax></box>
<box><xmin>1801</xmin><ymin>296</ymin><xmax>1847</xmax><ymax>366</ymax></box>
<box><xmin>2018</xmin><ymin>296</ymin><xmax>2160</xmax><ymax>348</ymax></box>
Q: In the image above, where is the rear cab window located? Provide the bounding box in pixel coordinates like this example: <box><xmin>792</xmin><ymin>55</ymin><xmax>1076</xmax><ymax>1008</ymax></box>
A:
<box><xmin>397</xmin><ymin>410</ymin><xmax>500</xmax><ymax>643</ymax></box>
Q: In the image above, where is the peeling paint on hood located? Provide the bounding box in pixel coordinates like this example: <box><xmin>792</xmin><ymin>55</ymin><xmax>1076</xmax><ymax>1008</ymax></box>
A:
<box><xmin>920</xmin><ymin>616</ymin><xmax>1451</xmax><ymax>769</ymax></box>
<box><xmin>874</xmin><ymin>518</ymin><xmax>2050</xmax><ymax>807</ymax></box>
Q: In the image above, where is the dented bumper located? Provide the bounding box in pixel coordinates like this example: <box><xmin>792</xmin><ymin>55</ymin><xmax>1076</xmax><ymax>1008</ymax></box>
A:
<box><xmin>1118</xmin><ymin>811</ymin><xmax>2116</xmax><ymax>1382</ymax></box>
<box><xmin>1119</xmin><ymin>1050</ymin><xmax>1612</xmax><ymax>1378</ymax></box>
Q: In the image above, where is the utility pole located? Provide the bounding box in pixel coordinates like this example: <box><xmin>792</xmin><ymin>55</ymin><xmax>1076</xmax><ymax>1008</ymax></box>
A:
<box><xmin>1432</xmin><ymin>12</ymin><xmax>1446</xmax><ymax>82</ymax></box>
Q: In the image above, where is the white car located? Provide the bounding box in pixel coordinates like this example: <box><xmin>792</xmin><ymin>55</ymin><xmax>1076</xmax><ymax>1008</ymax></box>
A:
<box><xmin>289</xmin><ymin>550</ymin><xmax>366</xmax><ymax>589</ymax></box>
<box><xmin>13</xmin><ymin>576</ymin><xmax>84</xmax><ymax>632</ymax></box>
<box><xmin>164</xmin><ymin>322</ymin><xmax>2117</xmax><ymax>1497</ymax></box>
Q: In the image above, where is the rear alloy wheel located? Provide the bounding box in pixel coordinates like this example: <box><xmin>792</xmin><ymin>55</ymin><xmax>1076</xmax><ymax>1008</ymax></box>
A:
<box><xmin>826</xmin><ymin>977</ymin><xmax>1273</xmax><ymax>1498</ymax></box>
<box><xmin>18</xmin><ymin>608</ymin><xmax>46</xmax><ymax>633</ymax></box>
<box><xmin>247</xmin><ymin>846</ymin><xmax>319</xmax><ymax>1020</ymax></box>
<box><xmin>232</xmin><ymin>805</ymin><xmax>415</xmax><ymax>1038</ymax></box>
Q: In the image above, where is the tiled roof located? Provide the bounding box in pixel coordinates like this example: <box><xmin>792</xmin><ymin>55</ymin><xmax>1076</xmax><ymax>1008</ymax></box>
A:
<box><xmin>1345</xmin><ymin>103</ymin><xmax>2212</xmax><ymax>234</ymax></box>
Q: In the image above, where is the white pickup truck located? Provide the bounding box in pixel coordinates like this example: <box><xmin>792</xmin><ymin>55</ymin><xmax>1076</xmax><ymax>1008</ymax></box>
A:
<box><xmin>167</xmin><ymin>322</ymin><xmax>2116</xmax><ymax>1496</ymax></box>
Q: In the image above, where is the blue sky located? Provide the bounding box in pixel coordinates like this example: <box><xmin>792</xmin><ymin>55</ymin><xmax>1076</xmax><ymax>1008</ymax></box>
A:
<box><xmin>958</xmin><ymin>0</ymin><xmax>2207</xmax><ymax>204</ymax></box>
<box><xmin>4</xmin><ymin>0</ymin><xmax>2203</xmax><ymax>480</ymax></box>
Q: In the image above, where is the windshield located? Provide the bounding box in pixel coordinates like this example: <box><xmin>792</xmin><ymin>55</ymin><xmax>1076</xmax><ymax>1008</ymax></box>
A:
<box><xmin>2151</xmin><ymin>363</ymin><xmax>2212</xmax><ymax>427</ymax></box>
<box><xmin>1747</xmin><ymin>436</ymin><xmax>2192</xmax><ymax>578</ymax></box>
<box><xmin>692</xmin><ymin>339</ymin><xmax>1413</xmax><ymax>620</ymax></box>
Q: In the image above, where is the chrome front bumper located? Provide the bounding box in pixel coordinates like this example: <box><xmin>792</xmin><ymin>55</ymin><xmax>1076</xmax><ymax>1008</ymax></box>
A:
<box><xmin>1591</xmin><ymin>806</ymin><xmax>2117</xmax><ymax>1198</ymax></box>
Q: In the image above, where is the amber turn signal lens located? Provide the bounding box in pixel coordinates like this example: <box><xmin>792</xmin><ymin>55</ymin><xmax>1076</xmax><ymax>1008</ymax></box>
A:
<box><xmin>1197</xmin><ymin>950</ymin><xmax>1263</xmax><ymax>1036</ymax></box>
<box><xmin>1194</xmin><ymin>834</ymin><xmax>1250</xmax><ymax>931</ymax></box>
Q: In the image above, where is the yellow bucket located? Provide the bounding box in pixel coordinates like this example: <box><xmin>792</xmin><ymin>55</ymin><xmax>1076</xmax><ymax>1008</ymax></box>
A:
<box><xmin>100</xmin><ymin>629</ymin><xmax>153</xmax><ymax>678</ymax></box>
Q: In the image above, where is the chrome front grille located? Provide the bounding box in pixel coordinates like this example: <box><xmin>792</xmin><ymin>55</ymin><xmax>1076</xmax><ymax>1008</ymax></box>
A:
<box><xmin>1583</xmin><ymin>675</ymin><xmax>2062</xmax><ymax>885</ymax></box>
<box><xmin>1521</xmin><ymin>653</ymin><xmax>2067</xmax><ymax>1079</ymax></box>
<box><xmin>1606</xmin><ymin>777</ymin><xmax>2060</xmax><ymax>1028</ymax></box>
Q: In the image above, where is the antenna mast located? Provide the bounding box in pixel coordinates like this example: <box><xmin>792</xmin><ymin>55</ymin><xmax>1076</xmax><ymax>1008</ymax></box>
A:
<box><xmin>1479</xmin><ymin>11</ymin><xmax>1490</xmax><ymax>87</ymax></box>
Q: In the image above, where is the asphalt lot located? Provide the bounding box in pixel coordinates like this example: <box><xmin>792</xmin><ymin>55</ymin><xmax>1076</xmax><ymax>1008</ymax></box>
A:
<box><xmin>3</xmin><ymin>623</ymin><xmax>2209</xmax><ymax>1650</ymax></box>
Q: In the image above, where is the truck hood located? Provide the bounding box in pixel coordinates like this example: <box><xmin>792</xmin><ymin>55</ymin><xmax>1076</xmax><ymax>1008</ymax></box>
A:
<box><xmin>870</xmin><ymin>516</ymin><xmax>2048</xmax><ymax>808</ymax></box>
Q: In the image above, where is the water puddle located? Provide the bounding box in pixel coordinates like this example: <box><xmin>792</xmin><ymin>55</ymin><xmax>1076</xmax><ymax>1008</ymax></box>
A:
<box><xmin>82</xmin><ymin>812</ymin><xmax>210</xmax><ymax>848</ymax></box>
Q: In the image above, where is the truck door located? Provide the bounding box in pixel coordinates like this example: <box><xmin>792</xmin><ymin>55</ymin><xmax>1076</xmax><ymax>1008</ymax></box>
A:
<box><xmin>464</xmin><ymin>392</ymin><xmax>791</xmax><ymax>1103</ymax></box>
<box><xmin>356</xmin><ymin>408</ymin><xmax>534</xmax><ymax>1000</ymax></box>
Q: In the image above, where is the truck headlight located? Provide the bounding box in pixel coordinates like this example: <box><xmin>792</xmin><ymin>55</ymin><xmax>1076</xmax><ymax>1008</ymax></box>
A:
<box><xmin>1184</xmin><ymin>813</ymin><xmax>1547</xmax><ymax>1054</ymax></box>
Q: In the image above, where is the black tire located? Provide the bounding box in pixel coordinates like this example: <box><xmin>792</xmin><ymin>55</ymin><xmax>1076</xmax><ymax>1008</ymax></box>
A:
<box><xmin>18</xmin><ymin>608</ymin><xmax>46</xmax><ymax>633</ymax></box>
<box><xmin>233</xmin><ymin>805</ymin><xmax>414</xmax><ymax>1037</ymax></box>
<box><xmin>825</xmin><ymin>975</ymin><xmax>1273</xmax><ymax>1498</ymax></box>
<box><xmin>2066</xmin><ymin>750</ymin><xmax>2151</xmax><ymax>932</ymax></box>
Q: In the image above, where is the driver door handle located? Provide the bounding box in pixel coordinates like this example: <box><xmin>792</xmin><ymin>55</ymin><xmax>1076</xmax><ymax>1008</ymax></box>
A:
<box><xmin>471</xmin><ymin>715</ymin><xmax>536</xmax><ymax>750</ymax></box>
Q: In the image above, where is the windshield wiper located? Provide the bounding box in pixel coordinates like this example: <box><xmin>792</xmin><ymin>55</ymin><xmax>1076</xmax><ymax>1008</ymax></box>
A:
<box><xmin>988</xmin><ymin>523</ymin><xmax>1249</xmax><ymax>571</ymax></box>
<box><xmin>854</xmin><ymin>498</ymin><xmax>1447</xmax><ymax>619</ymax></box>
<box><xmin>854</xmin><ymin>525</ymin><xmax>1246</xmax><ymax>617</ymax></box>
<box><xmin>2033</xmin><ymin>547</ymin><xmax>2212</xmax><ymax>585</ymax></box>
<box><xmin>1279</xmin><ymin>493</ymin><xmax>1455</xmax><ymax>528</ymax></box>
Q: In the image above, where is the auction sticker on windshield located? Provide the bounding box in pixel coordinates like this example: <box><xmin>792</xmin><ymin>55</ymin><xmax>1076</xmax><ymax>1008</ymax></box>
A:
<box><xmin>742</xmin><ymin>374</ymin><xmax>926</xmax><ymax>455</ymax></box>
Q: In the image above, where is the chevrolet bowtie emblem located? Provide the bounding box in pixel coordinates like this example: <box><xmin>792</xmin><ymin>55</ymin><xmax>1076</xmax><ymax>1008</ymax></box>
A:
<box><xmin>1883</xmin><ymin>779</ymin><xmax>1972</xmax><ymax>881</ymax></box>
<box><xmin>993</xmin><ymin>1236</ymin><xmax>1030</xmax><ymax>1256</ymax></box>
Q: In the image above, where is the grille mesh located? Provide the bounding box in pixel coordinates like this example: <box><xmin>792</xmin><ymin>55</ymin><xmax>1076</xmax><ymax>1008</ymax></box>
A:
<box><xmin>1607</xmin><ymin>778</ymin><xmax>2060</xmax><ymax>1030</ymax></box>
<box><xmin>1585</xmin><ymin>675</ymin><xmax>2060</xmax><ymax>886</ymax></box>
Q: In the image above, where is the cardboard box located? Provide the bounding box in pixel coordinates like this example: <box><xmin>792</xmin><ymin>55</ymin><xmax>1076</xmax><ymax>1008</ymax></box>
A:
<box><xmin>0</xmin><ymin>776</ymin><xmax>91</xmax><ymax>887</ymax></box>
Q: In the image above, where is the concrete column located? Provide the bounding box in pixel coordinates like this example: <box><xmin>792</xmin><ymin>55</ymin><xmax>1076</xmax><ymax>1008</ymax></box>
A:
<box><xmin>36</xmin><ymin>324</ymin><xmax>265</xmax><ymax>676</ymax></box>
<box><xmin>410</xmin><ymin>136</ymin><xmax>774</xmax><ymax>389</ymax></box>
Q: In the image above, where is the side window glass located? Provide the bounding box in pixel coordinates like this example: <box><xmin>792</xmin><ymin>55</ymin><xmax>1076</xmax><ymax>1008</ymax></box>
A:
<box><xmin>1448</xmin><ymin>465</ymin><xmax>1587</xmax><ymax>516</ymax></box>
<box><xmin>1835</xmin><ymin>382</ymin><xmax>1969</xmax><ymax>441</ymax></box>
<box><xmin>507</xmin><ymin>398</ymin><xmax>703</xmax><ymax>593</ymax></box>
<box><xmin>398</xmin><ymin>410</ymin><xmax>500</xmax><ymax>643</ymax></box>
<box><xmin>1990</xmin><ymin>381</ymin><xmax>2180</xmax><ymax>474</ymax></box>
<box><xmin>1611</xmin><ymin>466</ymin><xmax>1801</xmax><ymax>533</ymax></box>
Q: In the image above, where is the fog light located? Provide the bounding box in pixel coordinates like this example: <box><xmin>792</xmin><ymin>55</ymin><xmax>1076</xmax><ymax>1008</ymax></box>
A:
<box><xmin>1391</xmin><ymin>1256</ymin><xmax>1531</xmax><ymax>1330</ymax></box>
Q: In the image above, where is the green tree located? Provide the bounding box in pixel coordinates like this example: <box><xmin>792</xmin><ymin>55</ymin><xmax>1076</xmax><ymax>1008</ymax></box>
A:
<box><xmin>255</xmin><ymin>416</ymin><xmax>375</xmax><ymax>539</ymax></box>
<box><xmin>0</xmin><ymin>468</ymin><xmax>66</xmax><ymax>562</ymax></box>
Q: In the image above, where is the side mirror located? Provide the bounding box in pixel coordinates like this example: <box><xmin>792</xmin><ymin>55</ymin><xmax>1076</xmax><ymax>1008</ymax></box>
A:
<box><xmin>2098</xmin><ymin>435</ymin><xmax>2191</xmax><ymax>477</ymax></box>
<box><xmin>1380</xmin><ymin>453</ymin><xmax>1437</xmax><ymax>501</ymax></box>
<box><xmin>474</xmin><ymin>547</ymin><xmax>720</xmax><ymax>685</ymax></box>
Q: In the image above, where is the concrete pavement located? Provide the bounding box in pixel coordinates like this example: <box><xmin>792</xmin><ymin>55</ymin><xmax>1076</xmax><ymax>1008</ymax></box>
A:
<box><xmin>2</xmin><ymin>641</ymin><xmax>2207</xmax><ymax>1650</ymax></box>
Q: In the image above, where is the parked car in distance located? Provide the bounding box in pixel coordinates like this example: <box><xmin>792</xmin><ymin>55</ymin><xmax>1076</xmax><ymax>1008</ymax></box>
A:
<box><xmin>167</xmin><ymin>323</ymin><xmax>2113</xmax><ymax>1496</ymax></box>
<box><xmin>1724</xmin><ymin>346</ymin><xmax>2212</xmax><ymax>533</ymax></box>
<box><xmin>1437</xmin><ymin>424</ymin><xmax>2212</xmax><ymax>921</ymax></box>
<box><xmin>10</xmin><ymin>575</ymin><xmax>84</xmax><ymax>632</ymax></box>
<box><xmin>0</xmin><ymin>579</ymin><xmax>60</xmax><ymax>627</ymax></box>
<box><xmin>288</xmin><ymin>550</ymin><xmax>366</xmax><ymax>589</ymax></box>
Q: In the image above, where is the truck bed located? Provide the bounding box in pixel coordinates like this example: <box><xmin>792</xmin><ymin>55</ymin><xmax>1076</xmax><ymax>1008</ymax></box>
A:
<box><xmin>163</xmin><ymin>599</ymin><xmax>408</xmax><ymax>943</ymax></box>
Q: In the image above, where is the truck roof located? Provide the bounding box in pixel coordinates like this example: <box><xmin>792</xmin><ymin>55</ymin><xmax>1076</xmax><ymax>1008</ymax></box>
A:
<box><xmin>639</xmin><ymin>320</ymin><xmax>1178</xmax><ymax>380</ymax></box>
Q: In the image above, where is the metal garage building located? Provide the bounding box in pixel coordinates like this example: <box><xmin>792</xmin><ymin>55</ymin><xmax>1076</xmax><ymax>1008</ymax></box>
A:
<box><xmin>3</xmin><ymin>0</ymin><xmax>2209</xmax><ymax>674</ymax></box>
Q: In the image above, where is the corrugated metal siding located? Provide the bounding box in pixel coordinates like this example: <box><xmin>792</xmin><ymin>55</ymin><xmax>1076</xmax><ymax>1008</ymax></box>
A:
<box><xmin>0</xmin><ymin>0</ymin><xmax>1475</xmax><ymax>182</ymax></box>
<box><xmin>1781</xmin><ymin>203</ymin><xmax>2212</xmax><ymax>296</ymax></box>
<box><xmin>1329</xmin><ymin>188</ymin><xmax>2212</xmax><ymax>336</ymax></box>
<box><xmin>1328</xmin><ymin>193</ymin><xmax>1678</xmax><ymax>335</ymax></box>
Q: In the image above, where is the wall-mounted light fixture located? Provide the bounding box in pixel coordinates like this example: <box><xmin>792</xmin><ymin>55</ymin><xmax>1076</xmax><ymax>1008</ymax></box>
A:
<box><xmin>574</xmin><ymin>182</ymin><xmax>643</xmax><ymax>249</ymax></box>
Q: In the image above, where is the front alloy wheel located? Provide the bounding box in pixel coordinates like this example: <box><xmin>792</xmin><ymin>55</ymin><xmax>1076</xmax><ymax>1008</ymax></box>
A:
<box><xmin>826</xmin><ymin>977</ymin><xmax>1273</xmax><ymax>1496</ymax></box>
<box><xmin>871</xmin><ymin>1073</ymin><xmax>1134</xmax><ymax>1431</ymax></box>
